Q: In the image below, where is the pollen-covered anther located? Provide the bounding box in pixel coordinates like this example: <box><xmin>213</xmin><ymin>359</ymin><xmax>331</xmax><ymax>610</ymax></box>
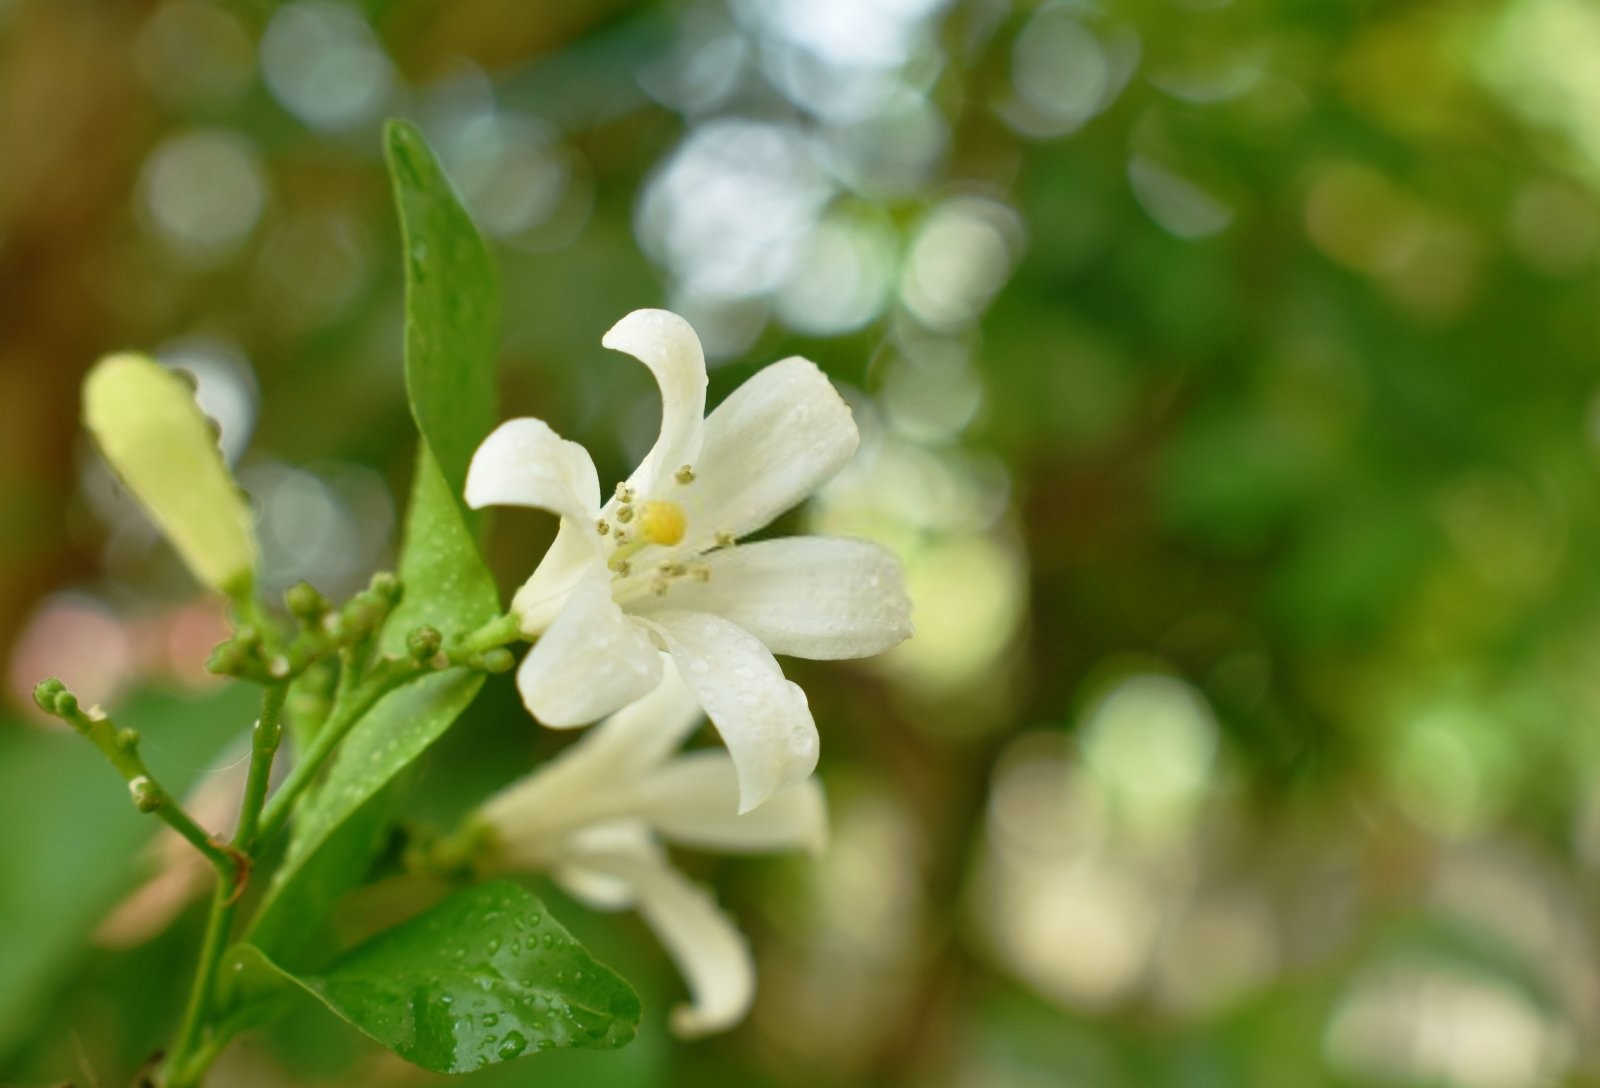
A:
<box><xmin>674</xmin><ymin>464</ymin><xmax>695</xmax><ymax>484</ymax></box>
<box><xmin>610</xmin><ymin>559</ymin><xmax>632</xmax><ymax>577</ymax></box>
<box><xmin>614</xmin><ymin>482</ymin><xmax>636</xmax><ymax>503</ymax></box>
<box><xmin>713</xmin><ymin>530</ymin><xmax>736</xmax><ymax>550</ymax></box>
<box><xmin>659</xmin><ymin>561</ymin><xmax>687</xmax><ymax>578</ymax></box>
<box><xmin>615</xmin><ymin>504</ymin><xmax>634</xmax><ymax>524</ymax></box>
<box><xmin>650</xmin><ymin>576</ymin><xmax>670</xmax><ymax>597</ymax></box>
<box><xmin>639</xmin><ymin>500</ymin><xmax>687</xmax><ymax>546</ymax></box>
<box><xmin>595</xmin><ymin>518</ymin><xmax>610</xmax><ymax>536</ymax></box>
<box><xmin>689</xmin><ymin>562</ymin><xmax>712</xmax><ymax>582</ymax></box>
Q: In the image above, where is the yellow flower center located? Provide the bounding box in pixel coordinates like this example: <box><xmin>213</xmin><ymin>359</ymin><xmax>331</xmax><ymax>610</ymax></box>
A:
<box><xmin>639</xmin><ymin>500</ymin><xmax>687</xmax><ymax>547</ymax></box>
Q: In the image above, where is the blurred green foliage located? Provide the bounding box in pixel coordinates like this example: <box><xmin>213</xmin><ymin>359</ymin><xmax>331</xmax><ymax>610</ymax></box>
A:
<box><xmin>8</xmin><ymin>0</ymin><xmax>1600</xmax><ymax>1084</ymax></box>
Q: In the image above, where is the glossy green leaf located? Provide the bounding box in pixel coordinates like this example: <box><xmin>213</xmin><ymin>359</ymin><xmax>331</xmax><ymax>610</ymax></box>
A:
<box><xmin>250</xmin><ymin>121</ymin><xmax>503</xmax><ymax>964</ymax></box>
<box><xmin>232</xmin><ymin>882</ymin><xmax>640</xmax><ymax>1073</ymax></box>
<box><xmin>251</xmin><ymin>446</ymin><xmax>501</xmax><ymax>969</ymax></box>
<box><xmin>384</xmin><ymin>117</ymin><xmax>499</xmax><ymax>498</ymax></box>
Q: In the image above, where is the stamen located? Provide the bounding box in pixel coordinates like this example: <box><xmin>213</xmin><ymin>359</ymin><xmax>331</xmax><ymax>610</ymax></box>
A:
<box><xmin>614</xmin><ymin>482</ymin><xmax>635</xmax><ymax>503</ymax></box>
<box><xmin>640</xmin><ymin>500</ymin><xmax>687</xmax><ymax>546</ymax></box>
<box><xmin>595</xmin><ymin>518</ymin><xmax>610</xmax><ymax>536</ymax></box>
<box><xmin>616</xmin><ymin>505</ymin><xmax>634</xmax><ymax>524</ymax></box>
<box><xmin>713</xmin><ymin>530</ymin><xmax>736</xmax><ymax>550</ymax></box>
<box><xmin>690</xmin><ymin>563</ymin><xmax>711</xmax><ymax>582</ymax></box>
<box><xmin>675</xmin><ymin>464</ymin><xmax>695</xmax><ymax>484</ymax></box>
<box><xmin>609</xmin><ymin>558</ymin><xmax>632</xmax><ymax>577</ymax></box>
<box><xmin>650</xmin><ymin>576</ymin><xmax>670</xmax><ymax>596</ymax></box>
<box><xmin>659</xmin><ymin>561</ymin><xmax>687</xmax><ymax>577</ymax></box>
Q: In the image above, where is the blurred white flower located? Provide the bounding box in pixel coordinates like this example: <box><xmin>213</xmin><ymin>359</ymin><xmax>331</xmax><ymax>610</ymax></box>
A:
<box><xmin>466</xmin><ymin>309</ymin><xmax>911</xmax><ymax>811</ymax></box>
<box><xmin>476</xmin><ymin>660</ymin><xmax>825</xmax><ymax>1037</ymax></box>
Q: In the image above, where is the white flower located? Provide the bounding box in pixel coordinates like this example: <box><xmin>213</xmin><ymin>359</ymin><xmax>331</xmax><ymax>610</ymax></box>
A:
<box><xmin>465</xmin><ymin>309</ymin><xmax>911</xmax><ymax>811</ymax></box>
<box><xmin>475</xmin><ymin>660</ymin><xmax>825</xmax><ymax>1037</ymax></box>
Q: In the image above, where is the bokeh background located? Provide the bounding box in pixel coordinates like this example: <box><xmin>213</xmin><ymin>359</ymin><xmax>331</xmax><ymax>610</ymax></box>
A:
<box><xmin>5</xmin><ymin>0</ymin><xmax>1600</xmax><ymax>1083</ymax></box>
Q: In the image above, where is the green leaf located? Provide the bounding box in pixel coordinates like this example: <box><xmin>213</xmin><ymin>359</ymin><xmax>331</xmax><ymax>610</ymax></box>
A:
<box><xmin>250</xmin><ymin>120</ymin><xmax>504</xmax><ymax>964</ymax></box>
<box><xmin>384</xmin><ymin>117</ymin><xmax>499</xmax><ymax>498</ymax></box>
<box><xmin>231</xmin><ymin>882</ymin><xmax>640</xmax><ymax>1073</ymax></box>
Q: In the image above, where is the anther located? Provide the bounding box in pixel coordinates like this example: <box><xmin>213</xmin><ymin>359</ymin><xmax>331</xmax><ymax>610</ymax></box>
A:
<box><xmin>675</xmin><ymin>464</ymin><xmax>695</xmax><ymax>485</ymax></box>
<box><xmin>610</xmin><ymin>559</ymin><xmax>632</xmax><ymax>577</ymax></box>
<box><xmin>595</xmin><ymin>518</ymin><xmax>610</xmax><ymax>535</ymax></box>
<box><xmin>714</xmin><ymin>530</ymin><xmax>736</xmax><ymax>549</ymax></box>
<box><xmin>616</xmin><ymin>505</ymin><xmax>634</xmax><ymax>524</ymax></box>
<box><xmin>614</xmin><ymin>482</ymin><xmax>635</xmax><ymax>503</ymax></box>
<box><xmin>690</xmin><ymin>563</ymin><xmax>712</xmax><ymax>582</ymax></box>
<box><xmin>659</xmin><ymin>561</ymin><xmax>687</xmax><ymax>578</ymax></box>
<box><xmin>650</xmin><ymin>577</ymin><xmax>670</xmax><ymax>597</ymax></box>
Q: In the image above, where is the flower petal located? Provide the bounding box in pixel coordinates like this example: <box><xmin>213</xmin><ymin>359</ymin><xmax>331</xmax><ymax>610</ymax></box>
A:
<box><xmin>678</xmin><ymin>356</ymin><xmax>857</xmax><ymax>548</ymax></box>
<box><xmin>602</xmin><ymin>309</ymin><xmax>708</xmax><ymax>498</ymax></box>
<box><xmin>635</xmin><ymin>536</ymin><xmax>912</xmax><ymax>659</ymax></box>
<box><xmin>464</xmin><ymin>417</ymin><xmax>601</xmax><ymax>522</ymax></box>
<box><xmin>639</xmin><ymin>611</ymin><xmax>819</xmax><ymax>813</ymax></box>
<box><xmin>590</xmin><ymin>654</ymin><xmax>707</xmax><ymax>774</ymax></box>
<box><xmin>551</xmin><ymin>828</ymin><xmax>757</xmax><ymax>1036</ymax></box>
<box><xmin>636</xmin><ymin>751</ymin><xmax>828</xmax><ymax>854</ymax></box>
<box><xmin>637</xmin><ymin>863</ymin><xmax>755</xmax><ymax>1038</ymax></box>
<box><xmin>510</xmin><ymin>518</ymin><xmax>601</xmax><ymax>635</ymax></box>
<box><xmin>516</xmin><ymin>568</ymin><xmax>661</xmax><ymax>727</ymax></box>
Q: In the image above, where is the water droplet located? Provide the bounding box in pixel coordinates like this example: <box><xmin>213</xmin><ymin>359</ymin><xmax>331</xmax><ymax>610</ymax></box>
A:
<box><xmin>542</xmin><ymin>933</ymin><xmax>556</xmax><ymax>949</ymax></box>
<box><xmin>498</xmin><ymin>1031</ymin><xmax>528</xmax><ymax>1059</ymax></box>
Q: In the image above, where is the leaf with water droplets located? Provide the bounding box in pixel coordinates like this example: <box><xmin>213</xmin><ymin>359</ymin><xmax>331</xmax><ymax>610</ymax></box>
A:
<box><xmin>231</xmin><ymin>882</ymin><xmax>640</xmax><ymax>1074</ymax></box>
<box><xmin>248</xmin><ymin>121</ymin><xmax>502</xmax><ymax>967</ymax></box>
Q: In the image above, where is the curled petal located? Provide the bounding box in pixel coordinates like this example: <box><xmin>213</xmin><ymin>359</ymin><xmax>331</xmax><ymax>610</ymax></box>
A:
<box><xmin>636</xmin><ymin>752</ymin><xmax>828</xmax><ymax>854</ymax></box>
<box><xmin>464</xmin><ymin>417</ymin><xmax>601</xmax><ymax>523</ymax></box>
<box><xmin>511</xmin><ymin>518</ymin><xmax>601</xmax><ymax>636</ymax></box>
<box><xmin>678</xmin><ymin>357</ymin><xmax>857</xmax><ymax>548</ymax></box>
<box><xmin>554</xmin><ymin>828</ymin><xmax>755</xmax><ymax>1036</ymax></box>
<box><xmin>641</xmin><ymin>611</ymin><xmax>819</xmax><ymax>813</ymax></box>
<box><xmin>516</xmin><ymin>569</ymin><xmax>661</xmax><ymax>727</ymax></box>
<box><xmin>635</xmin><ymin>536</ymin><xmax>912</xmax><ymax>659</ymax></box>
<box><xmin>602</xmin><ymin>309</ymin><xmax>708</xmax><ymax>498</ymax></box>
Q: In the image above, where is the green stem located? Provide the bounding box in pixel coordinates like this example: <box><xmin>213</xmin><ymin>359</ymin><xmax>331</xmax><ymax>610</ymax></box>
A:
<box><xmin>162</xmin><ymin>881</ymin><xmax>238</xmax><ymax>1088</ymax></box>
<box><xmin>36</xmin><ymin>687</ymin><xmax>242</xmax><ymax>886</ymax></box>
<box><xmin>453</xmin><ymin>611</ymin><xmax>523</xmax><ymax>655</ymax></box>
<box><xmin>253</xmin><ymin>662</ymin><xmax>419</xmax><ymax>845</ymax></box>
<box><xmin>233</xmin><ymin>684</ymin><xmax>287</xmax><ymax>853</ymax></box>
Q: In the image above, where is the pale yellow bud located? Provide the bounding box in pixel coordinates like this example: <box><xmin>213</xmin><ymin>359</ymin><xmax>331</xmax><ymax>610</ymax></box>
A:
<box><xmin>83</xmin><ymin>353</ymin><xmax>258</xmax><ymax>597</ymax></box>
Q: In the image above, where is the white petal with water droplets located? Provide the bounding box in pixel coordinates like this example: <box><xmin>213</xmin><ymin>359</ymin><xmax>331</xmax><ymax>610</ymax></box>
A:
<box><xmin>464</xmin><ymin>417</ymin><xmax>601</xmax><ymax>522</ymax></box>
<box><xmin>516</xmin><ymin>569</ymin><xmax>661</xmax><ymax>727</ymax></box>
<box><xmin>678</xmin><ymin>356</ymin><xmax>858</xmax><ymax>548</ymax></box>
<box><xmin>602</xmin><ymin>309</ymin><xmax>708</xmax><ymax>498</ymax></box>
<box><xmin>635</xmin><ymin>536</ymin><xmax>912</xmax><ymax>659</ymax></box>
<box><xmin>641</xmin><ymin>610</ymin><xmax>818</xmax><ymax>813</ymax></box>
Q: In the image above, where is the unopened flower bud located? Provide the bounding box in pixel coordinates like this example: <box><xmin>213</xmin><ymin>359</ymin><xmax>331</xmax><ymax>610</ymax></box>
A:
<box><xmin>368</xmin><ymin>571</ymin><xmax>402</xmax><ymax>605</ymax></box>
<box><xmin>406</xmin><ymin>625</ymin><xmax>443</xmax><ymax>662</ymax></box>
<box><xmin>33</xmin><ymin>678</ymin><xmax>65</xmax><ymax>715</ymax></box>
<box><xmin>285</xmin><ymin>581</ymin><xmax>329</xmax><ymax>623</ymax></box>
<box><xmin>129</xmin><ymin>776</ymin><xmax>160</xmax><ymax>813</ymax></box>
<box><xmin>83</xmin><ymin>353</ymin><xmax>258</xmax><ymax>597</ymax></box>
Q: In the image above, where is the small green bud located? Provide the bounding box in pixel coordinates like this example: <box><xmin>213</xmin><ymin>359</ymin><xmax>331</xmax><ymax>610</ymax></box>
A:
<box><xmin>54</xmin><ymin>690</ymin><xmax>79</xmax><ymax>717</ymax></box>
<box><xmin>340</xmin><ymin>598</ymin><xmax>383</xmax><ymax>638</ymax></box>
<box><xmin>406</xmin><ymin>625</ymin><xmax>443</xmax><ymax>662</ymax></box>
<box><xmin>285</xmin><ymin>581</ymin><xmax>329</xmax><ymax>623</ymax></box>
<box><xmin>83</xmin><ymin>353</ymin><xmax>258</xmax><ymax>596</ymax></box>
<box><xmin>476</xmin><ymin>648</ymin><xmax>515</xmax><ymax>674</ymax></box>
<box><xmin>33</xmin><ymin>678</ymin><xmax>65</xmax><ymax>714</ymax></box>
<box><xmin>368</xmin><ymin>571</ymin><xmax>402</xmax><ymax>604</ymax></box>
<box><xmin>129</xmin><ymin>776</ymin><xmax>160</xmax><ymax>813</ymax></box>
<box><xmin>115</xmin><ymin>727</ymin><xmax>140</xmax><ymax>752</ymax></box>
